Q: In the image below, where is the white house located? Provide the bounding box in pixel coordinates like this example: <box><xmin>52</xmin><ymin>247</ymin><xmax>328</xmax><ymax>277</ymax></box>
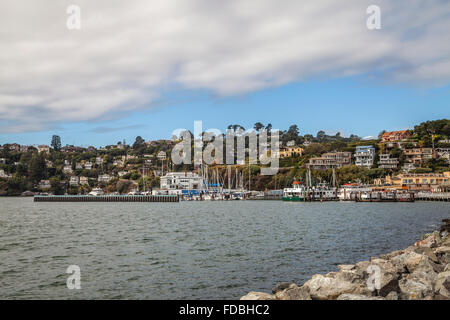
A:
<box><xmin>160</xmin><ymin>172</ymin><xmax>202</xmax><ymax>190</ymax></box>
<box><xmin>69</xmin><ymin>176</ymin><xmax>79</xmax><ymax>186</ymax></box>
<box><xmin>63</xmin><ymin>165</ymin><xmax>73</xmax><ymax>174</ymax></box>
<box><xmin>38</xmin><ymin>180</ymin><xmax>51</xmax><ymax>189</ymax></box>
<box><xmin>84</xmin><ymin>161</ymin><xmax>93</xmax><ymax>170</ymax></box>
<box><xmin>98</xmin><ymin>174</ymin><xmax>112</xmax><ymax>183</ymax></box>
<box><xmin>79</xmin><ymin>176</ymin><xmax>89</xmax><ymax>185</ymax></box>
<box><xmin>0</xmin><ymin>169</ymin><xmax>12</xmax><ymax>179</ymax></box>
<box><xmin>355</xmin><ymin>146</ymin><xmax>376</xmax><ymax>168</ymax></box>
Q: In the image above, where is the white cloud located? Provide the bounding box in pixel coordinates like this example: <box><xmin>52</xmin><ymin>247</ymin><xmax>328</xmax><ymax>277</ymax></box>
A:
<box><xmin>1</xmin><ymin>0</ymin><xmax>450</xmax><ymax>132</ymax></box>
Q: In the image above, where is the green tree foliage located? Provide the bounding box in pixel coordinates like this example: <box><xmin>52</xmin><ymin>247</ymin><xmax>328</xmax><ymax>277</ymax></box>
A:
<box><xmin>132</xmin><ymin>136</ymin><xmax>145</xmax><ymax>149</ymax></box>
<box><xmin>29</xmin><ymin>153</ymin><xmax>47</xmax><ymax>183</ymax></box>
<box><xmin>253</xmin><ymin>122</ymin><xmax>264</xmax><ymax>132</ymax></box>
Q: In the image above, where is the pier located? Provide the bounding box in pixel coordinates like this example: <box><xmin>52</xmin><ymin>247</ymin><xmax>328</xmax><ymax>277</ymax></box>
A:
<box><xmin>34</xmin><ymin>195</ymin><xmax>179</xmax><ymax>202</ymax></box>
<box><xmin>415</xmin><ymin>192</ymin><xmax>450</xmax><ymax>202</ymax></box>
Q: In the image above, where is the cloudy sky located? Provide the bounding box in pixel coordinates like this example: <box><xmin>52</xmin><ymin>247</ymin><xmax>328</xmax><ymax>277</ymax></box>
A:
<box><xmin>1</xmin><ymin>0</ymin><xmax>449</xmax><ymax>146</ymax></box>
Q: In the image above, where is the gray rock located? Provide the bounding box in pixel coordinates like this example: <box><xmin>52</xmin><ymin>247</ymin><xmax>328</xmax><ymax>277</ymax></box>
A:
<box><xmin>399</xmin><ymin>275</ymin><xmax>434</xmax><ymax>300</ymax></box>
<box><xmin>240</xmin><ymin>292</ymin><xmax>274</xmax><ymax>300</ymax></box>
<box><xmin>391</xmin><ymin>251</ymin><xmax>425</xmax><ymax>273</ymax></box>
<box><xmin>434</xmin><ymin>271</ymin><xmax>450</xmax><ymax>298</ymax></box>
<box><xmin>274</xmin><ymin>284</ymin><xmax>311</xmax><ymax>300</ymax></box>
<box><xmin>272</xmin><ymin>282</ymin><xmax>294</xmax><ymax>294</ymax></box>
<box><xmin>385</xmin><ymin>291</ymin><xmax>399</xmax><ymax>300</ymax></box>
<box><xmin>303</xmin><ymin>274</ymin><xmax>365</xmax><ymax>300</ymax></box>
<box><xmin>368</xmin><ymin>258</ymin><xmax>401</xmax><ymax>296</ymax></box>
<box><xmin>337</xmin><ymin>294</ymin><xmax>385</xmax><ymax>300</ymax></box>
<box><xmin>414</xmin><ymin>247</ymin><xmax>439</xmax><ymax>263</ymax></box>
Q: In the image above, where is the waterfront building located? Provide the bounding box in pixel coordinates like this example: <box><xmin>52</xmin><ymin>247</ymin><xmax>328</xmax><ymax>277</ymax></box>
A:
<box><xmin>378</xmin><ymin>154</ymin><xmax>399</xmax><ymax>169</ymax></box>
<box><xmin>383</xmin><ymin>172</ymin><xmax>450</xmax><ymax>191</ymax></box>
<box><xmin>20</xmin><ymin>145</ymin><xmax>29</xmax><ymax>152</ymax></box>
<box><xmin>0</xmin><ymin>158</ymin><xmax>6</xmax><ymax>164</ymax></box>
<box><xmin>160</xmin><ymin>172</ymin><xmax>202</xmax><ymax>190</ymax></box>
<box><xmin>75</xmin><ymin>163</ymin><xmax>83</xmax><ymax>170</ymax></box>
<box><xmin>403</xmin><ymin>148</ymin><xmax>434</xmax><ymax>166</ymax></box>
<box><xmin>95</xmin><ymin>157</ymin><xmax>103</xmax><ymax>165</ymax></box>
<box><xmin>354</xmin><ymin>146</ymin><xmax>376</xmax><ymax>168</ymax></box>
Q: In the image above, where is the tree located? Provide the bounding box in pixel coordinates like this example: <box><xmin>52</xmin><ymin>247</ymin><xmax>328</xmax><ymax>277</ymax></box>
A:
<box><xmin>253</xmin><ymin>122</ymin><xmax>264</xmax><ymax>132</ymax></box>
<box><xmin>316</xmin><ymin>130</ymin><xmax>326</xmax><ymax>141</ymax></box>
<box><xmin>29</xmin><ymin>153</ymin><xmax>47</xmax><ymax>183</ymax></box>
<box><xmin>132</xmin><ymin>136</ymin><xmax>145</xmax><ymax>149</ymax></box>
<box><xmin>51</xmin><ymin>135</ymin><xmax>62</xmax><ymax>151</ymax></box>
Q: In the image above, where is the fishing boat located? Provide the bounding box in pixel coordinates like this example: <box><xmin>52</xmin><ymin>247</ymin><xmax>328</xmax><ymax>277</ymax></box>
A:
<box><xmin>283</xmin><ymin>168</ymin><xmax>338</xmax><ymax>202</ymax></box>
<box><xmin>282</xmin><ymin>180</ymin><xmax>306</xmax><ymax>201</ymax></box>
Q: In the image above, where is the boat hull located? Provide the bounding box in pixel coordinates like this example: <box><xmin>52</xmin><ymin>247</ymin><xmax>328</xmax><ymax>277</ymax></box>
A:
<box><xmin>282</xmin><ymin>197</ymin><xmax>304</xmax><ymax>202</ymax></box>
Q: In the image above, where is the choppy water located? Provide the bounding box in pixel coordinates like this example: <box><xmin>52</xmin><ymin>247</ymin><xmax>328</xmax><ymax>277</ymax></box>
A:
<box><xmin>0</xmin><ymin>198</ymin><xmax>449</xmax><ymax>299</ymax></box>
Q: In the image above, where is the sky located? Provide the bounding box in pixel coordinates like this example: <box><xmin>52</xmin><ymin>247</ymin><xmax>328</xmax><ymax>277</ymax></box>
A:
<box><xmin>1</xmin><ymin>0</ymin><xmax>450</xmax><ymax>147</ymax></box>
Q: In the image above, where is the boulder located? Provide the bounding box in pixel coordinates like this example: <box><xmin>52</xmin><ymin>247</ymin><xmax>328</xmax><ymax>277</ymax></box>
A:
<box><xmin>338</xmin><ymin>264</ymin><xmax>355</xmax><ymax>272</ymax></box>
<box><xmin>368</xmin><ymin>258</ymin><xmax>401</xmax><ymax>296</ymax></box>
<box><xmin>378</xmin><ymin>250</ymin><xmax>404</xmax><ymax>260</ymax></box>
<box><xmin>272</xmin><ymin>282</ymin><xmax>294</xmax><ymax>294</ymax></box>
<box><xmin>414</xmin><ymin>247</ymin><xmax>439</xmax><ymax>263</ymax></box>
<box><xmin>445</xmin><ymin>264</ymin><xmax>450</xmax><ymax>272</ymax></box>
<box><xmin>274</xmin><ymin>284</ymin><xmax>311</xmax><ymax>300</ymax></box>
<box><xmin>440</xmin><ymin>219</ymin><xmax>450</xmax><ymax>234</ymax></box>
<box><xmin>399</xmin><ymin>277</ymin><xmax>434</xmax><ymax>300</ymax></box>
<box><xmin>385</xmin><ymin>291</ymin><xmax>399</xmax><ymax>300</ymax></box>
<box><xmin>240</xmin><ymin>292</ymin><xmax>274</xmax><ymax>300</ymax></box>
<box><xmin>434</xmin><ymin>271</ymin><xmax>450</xmax><ymax>298</ymax></box>
<box><xmin>434</xmin><ymin>246</ymin><xmax>450</xmax><ymax>254</ymax></box>
<box><xmin>415</xmin><ymin>233</ymin><xmax>438</xmax><ymax>248</ymax></box>
<box><xmin>337</xmin><ymin>294</ymin><xmax>385</xmax><ymax>300</ymax></box>
<box><xmin>303</xmin><ymin>274</ymin><xmax>365</xmax><ymax>300</ymax></box>
<box><xmin>391</xmin><ymin>251</ymin><xmax>426</xmax><ymax>273</ymax></box>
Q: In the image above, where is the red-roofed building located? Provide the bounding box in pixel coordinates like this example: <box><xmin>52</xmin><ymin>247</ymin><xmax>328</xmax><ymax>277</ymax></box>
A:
<box><xmin>381</xmin><ymin>130</ymin><xmax>411</xmax><ymax>142</ymax></box>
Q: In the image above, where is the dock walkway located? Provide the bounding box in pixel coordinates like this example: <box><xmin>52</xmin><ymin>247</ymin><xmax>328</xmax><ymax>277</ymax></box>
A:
<box><xmin>34</xmin><ymin>195</ymin><xmax>179</xmax><ymax>202</ymax></box>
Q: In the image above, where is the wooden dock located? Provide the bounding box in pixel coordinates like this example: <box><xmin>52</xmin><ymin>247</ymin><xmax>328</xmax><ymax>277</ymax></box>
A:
<box><xmin>34</xmin><ymin>195</ymin><xmax>179</xmax><ymax>202</ymax></box>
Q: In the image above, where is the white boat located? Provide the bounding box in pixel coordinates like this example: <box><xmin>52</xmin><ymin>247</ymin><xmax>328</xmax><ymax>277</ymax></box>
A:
<box><xmin>338</xmin><ymin>184</ymin><xmax>373</xmax><ymax>201</ymax></box>
<box><xmin>283</xmin><ymin>181</ymin><xmax>337</xmax><ymax>201</ymax></box>
<box><xmin>88</xmin><ymin>188</ymin><xmax>104</xmax><ymax>196</ymax></box>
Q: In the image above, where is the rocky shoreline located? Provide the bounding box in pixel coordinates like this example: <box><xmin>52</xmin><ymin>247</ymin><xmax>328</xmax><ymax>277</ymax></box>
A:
<box><xmin>241</xmin><ymin>219</ymin><xmax>450</xmax><ymax>300</ymax></box>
